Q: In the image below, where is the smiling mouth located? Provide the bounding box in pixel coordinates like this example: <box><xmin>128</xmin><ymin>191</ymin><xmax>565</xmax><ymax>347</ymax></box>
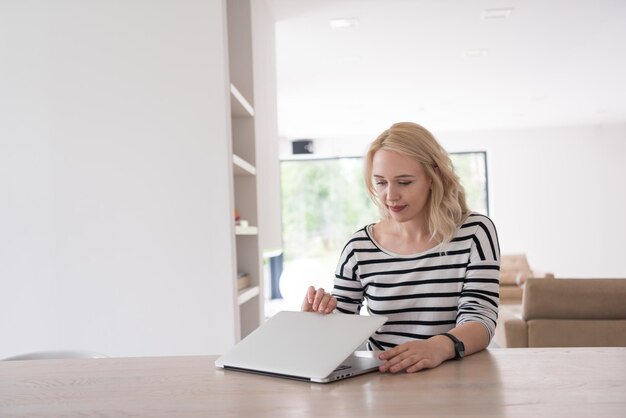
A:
<box><xmin>388</xmin><ymin>205</ymin><xmax>407</xmax><ymax>213</ymax></box>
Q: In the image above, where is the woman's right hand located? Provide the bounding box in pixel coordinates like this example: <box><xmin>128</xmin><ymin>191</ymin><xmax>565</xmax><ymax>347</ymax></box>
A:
<box><xmin>301</xmin><ymin>286</ymin><xmax>337</xmax><ymax>314</ymax></box>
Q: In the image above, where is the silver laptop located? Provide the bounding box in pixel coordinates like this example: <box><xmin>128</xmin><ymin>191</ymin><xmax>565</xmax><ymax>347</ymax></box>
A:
<box><xmin>215</xmin><ymin>311</ymin><xmax>387</xmax><ymax>383</ymax></box>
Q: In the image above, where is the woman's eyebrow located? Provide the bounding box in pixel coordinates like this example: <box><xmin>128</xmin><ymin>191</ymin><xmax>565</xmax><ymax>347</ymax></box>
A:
<box><xmin>373</xmin><ymin>174</ymin><xmax>415</xmax><ymax>179</ymax></box>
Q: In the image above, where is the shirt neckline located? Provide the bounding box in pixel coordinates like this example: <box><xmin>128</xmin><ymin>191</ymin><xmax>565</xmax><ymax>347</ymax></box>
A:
<box><xmin>364</xmin><ymin>223</ymin><xmax>443</xmax><ymax>258</ymax></box>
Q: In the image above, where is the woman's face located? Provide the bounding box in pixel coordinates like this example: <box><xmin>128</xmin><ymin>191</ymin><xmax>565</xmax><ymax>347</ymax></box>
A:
<box><xmin>372</xmin><ymin>149</ymin><xmax>432</xmax><ymax>224</ymax></box>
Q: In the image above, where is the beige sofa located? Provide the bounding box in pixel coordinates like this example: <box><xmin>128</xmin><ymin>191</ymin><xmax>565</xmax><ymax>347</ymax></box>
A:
<box><xmin>500</xmin><ymin>278</ymin><xmax>626</xmax><ymax>348</ymax></box>
<box><xmin>499</xmin><ymin>254</ymin><xmax>553</xmax><ymax>304</ymax></box>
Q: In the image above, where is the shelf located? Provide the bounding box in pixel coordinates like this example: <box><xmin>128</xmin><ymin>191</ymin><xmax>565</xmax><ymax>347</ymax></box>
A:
<box><xmin>262</xmin><ymin>248</ymin><xmax>283</xmax><ymax>258</ymax></box>
<box><xmin>227</xmin><ymin>0</ymin><xmax>264</xmax><ymax>341</ymax></box>
<box><xmin>235</xmin><ymin>225</ymin><xmax>258</xmax><ymax>235</ymax></box>
<box><xmin>233</xmin><ymin>154</ymin><xmax>256</xmax><ymax>176</ymax></box>
<box><xmin>238</xmin><ymin>285</ymin><xmax>260</xmax><ymax>305</ymax></box>
<box><xmin>230</xmin><ymin>83</ymin><xmax>255</xmax><ymax>117</ymax></box>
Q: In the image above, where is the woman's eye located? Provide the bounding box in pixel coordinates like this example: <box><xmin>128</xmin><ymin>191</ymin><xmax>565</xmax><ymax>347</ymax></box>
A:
<box><xmin>398</xmin><ymin>181</ymin><xmax>412</xmax><ymax>186</ymax></box>
<box><xmin>375</xmin><ymin>181</ymin><xmax>387</xmax><ymax>186</ymax></box>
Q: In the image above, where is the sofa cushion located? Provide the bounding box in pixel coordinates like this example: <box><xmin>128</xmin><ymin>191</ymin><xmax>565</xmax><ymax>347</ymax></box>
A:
<box><xmin>503</xmin><ymin>318</ymin><xmax>529</xmax><ymax>348</ymax></box>
<box><xmin>493</xmin><ymin>304</ymin><xmax>523</xmax><ymax>347</ymax></box>
<box><xmin>499</xmin><ymin>285</ymin><xmax>523</xmax><ymax>303</ymax></box>
<box><xmin>500</xmin><ymin>254</ymin><xmax>533</xmax><ymax>286</ymax></box>
<box><xmin>523</xmin><ymin>278</ymin><xmax>626</xmax><ymax>320</ymax></box>
<box><xmin>527</xmin><ymin>319</ymin><xmax>626</xmax><ymax>347</ymax></box>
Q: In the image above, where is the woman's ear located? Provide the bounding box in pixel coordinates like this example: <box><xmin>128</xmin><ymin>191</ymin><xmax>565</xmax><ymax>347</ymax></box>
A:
<box><xmin>430</xmin><ymin>165</ymin><xmax>440</xmax><ymax>188</ymax></box>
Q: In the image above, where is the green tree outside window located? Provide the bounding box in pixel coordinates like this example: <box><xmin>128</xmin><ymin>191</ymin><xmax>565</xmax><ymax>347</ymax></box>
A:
<box><xmin>275</xmin><ymin>153</ymin><xmax>488</xmax><ymax>308</ymax></box>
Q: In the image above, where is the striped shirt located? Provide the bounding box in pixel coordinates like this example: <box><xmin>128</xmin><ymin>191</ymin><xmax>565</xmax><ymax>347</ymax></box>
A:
<box><xmin>333</xmin><ymin>213</ymin><xmax>500</xmax><ymax>350</ymax></box>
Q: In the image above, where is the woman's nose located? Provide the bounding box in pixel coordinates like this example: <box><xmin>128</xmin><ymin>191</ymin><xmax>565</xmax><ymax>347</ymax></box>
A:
<box><xmin>387</xmin><ymin>184</ymin><xmax>399</xmax><ymax>201</ymax></box>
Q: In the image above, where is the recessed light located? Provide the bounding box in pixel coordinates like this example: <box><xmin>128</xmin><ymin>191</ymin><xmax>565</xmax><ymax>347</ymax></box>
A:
<box><xmin>338</xmin><ymin>56</ymin><xmax>362</xmax><ymax>64</ymax></box>
<box><xmin>481</xmin><ymin>8</ymin><xmax>514</xmax><ymax>20</ymax></box>
<box><xmin>461</xmin><ymin>49</ymin><xmax>488</xmax><ymax>58</ymax></box>
<box><xmin>330</xmin><ymin>18</ymin><xmax>359</xmax><ymax>29</ymax></box>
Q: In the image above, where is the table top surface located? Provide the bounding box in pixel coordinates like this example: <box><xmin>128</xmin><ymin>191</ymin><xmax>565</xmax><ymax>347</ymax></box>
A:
<box><xmin>1</xmin><ymin>347</ymin><xmax>625</xmax><ymax>418</ymax></box>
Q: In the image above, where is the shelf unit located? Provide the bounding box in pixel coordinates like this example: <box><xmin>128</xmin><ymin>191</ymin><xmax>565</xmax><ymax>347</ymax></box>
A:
<box><xmin>235</xmin><ymin>225</ymin><xmax>258</xmax><ymax>235</ymax></box>
<box><xmin>226</xmin><ymin>0</ymin><xmax>263</xmax><ymax>340</ymax></box>
<box><xmin>233</xmin><ymin>155</ymin><xmax>256</xmax><ymax>177</ymax></box>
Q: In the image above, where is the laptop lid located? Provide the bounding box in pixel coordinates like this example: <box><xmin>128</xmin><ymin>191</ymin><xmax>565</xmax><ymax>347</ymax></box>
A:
<box><xmin>215</xmin><ymin>311</ymin><xmax>387</xmax><ymax>382</ymax></box>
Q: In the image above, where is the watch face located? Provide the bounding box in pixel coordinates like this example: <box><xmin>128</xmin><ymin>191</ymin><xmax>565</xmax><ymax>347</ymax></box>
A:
<box><xmin>456</xmin><ymin>342</ymin><xmax>465</xmax><ymax>358</ymax></box>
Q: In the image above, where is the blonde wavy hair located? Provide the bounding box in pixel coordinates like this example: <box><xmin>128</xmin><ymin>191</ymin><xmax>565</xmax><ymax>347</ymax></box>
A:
<box><xmin>364</xmin><ymin>122</ymin><xmax>469</xmax><ymax>245</ymax></box>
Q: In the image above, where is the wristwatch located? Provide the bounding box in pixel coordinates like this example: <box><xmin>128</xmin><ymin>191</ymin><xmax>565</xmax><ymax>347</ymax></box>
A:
<box><xmin>439</xmin><ymin>333</ymin><xmax>465</xmax><ymax>360</ymax></box>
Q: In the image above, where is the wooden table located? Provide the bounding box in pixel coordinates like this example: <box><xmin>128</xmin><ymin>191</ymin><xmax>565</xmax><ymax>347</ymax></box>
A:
<box><xmin>1</xmin><ymin>348</ymin><xmax>625</xmax><ymax>417</ymax></box>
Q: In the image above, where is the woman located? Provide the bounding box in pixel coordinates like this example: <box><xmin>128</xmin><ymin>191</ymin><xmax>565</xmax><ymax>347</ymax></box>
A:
<box><xmin>302</xmin><ymin>122</ymin><xmax>500</xmax><ymax>374</ymax></box>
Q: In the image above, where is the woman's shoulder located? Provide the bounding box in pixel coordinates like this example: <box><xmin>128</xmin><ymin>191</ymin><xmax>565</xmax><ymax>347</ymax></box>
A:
<box><xmin>339</xmin><ymin>224</ymin><xmax>376</xmax><ymax>251</ymax></box>
<box><xmin>461</xmin><ymin>212</ymin><xmax>498</xmax><ymax>230</ymax></box>
<box><xmin>351</xmin><ymin>224</ymin><xmax>376</xmax><ymax>241</ymax></box>
<box><xmin>457</xmin><ymin>212</ymin><xmax>500</xmax><ymax>258</ymax></box>
<box><xmin>455</xmin><ymin>212</ymin><xmax>499</xmax><ymax>241</ymax></box>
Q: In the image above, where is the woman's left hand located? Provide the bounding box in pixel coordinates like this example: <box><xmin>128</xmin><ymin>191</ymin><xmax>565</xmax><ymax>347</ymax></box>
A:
<box><xmin>378</xmin><ymin>336</ymin><xmax>453</xmax><ymax>373</ymax></box>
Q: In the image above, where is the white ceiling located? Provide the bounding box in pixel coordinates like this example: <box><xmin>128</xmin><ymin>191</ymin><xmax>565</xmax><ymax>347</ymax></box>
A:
<box><xmin>266</xmin><ymin>0</ymin><xmax>626</xmax><ymax>140</ymax></box>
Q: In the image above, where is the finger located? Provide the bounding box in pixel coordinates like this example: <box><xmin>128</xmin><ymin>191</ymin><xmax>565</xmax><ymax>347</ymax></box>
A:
<box><xmin>318</xmin><ymin>291</ymin><xmax>335</xmax><ymax>312</ymax></box>
<box><xmin>406</xmin><ymin>358</ymin><xmax>432</xmax><ymax>373</ymax></box>
<box><xmin>385</xmin><ymin>351</ymin><xmax>415</xmax><ymax>373</ymax></box>
<box><xmin>319</xmin><ymin>293</ymin><xmax>336</xmax><ymax>313</ymax></box>
<box><xmin>379</xmin><ymin>350</ymin><xmax>409</xmax><ymax>372</ymax></box>
<box><xmin>318</xmin><ymin>294</ymin><xmax>329</xmax><ymax>312</ymax></box>
<box><xmin>388</xmin><ymin>356</ymin><xmax>415</xmax><ymax>373</ymax></box>
<box><xmin>315</xmin><ymin>290</ymin><xmax>331</xmax><ymax>312</ymax></box>
<box><xmin>312</xmin><ymin>288</ymin><xmax>326</xmax><ymax>310</ymax></box>
<box><xmin>378</xmin><ymin>344</ymin><xmax>406</xmax><ymax>360</ymax></box>
<box><xmin>306</xmin><ymin>286</ymin><xmax>316</xmax><ymax>304</ymax></box>
<box><xmin>389</xmin><ymin>358</ymin><xmax>413</xmax><ymax>373</ymax></box>
<box><xmin>324</xmin><ymin>296</ymin><xmax>337</xmax><ymax>313</ymax></box>
<box><xmin>301</xmin><ymin>286</ymin><xmax>316</xmax><ymax>311</ymax></box>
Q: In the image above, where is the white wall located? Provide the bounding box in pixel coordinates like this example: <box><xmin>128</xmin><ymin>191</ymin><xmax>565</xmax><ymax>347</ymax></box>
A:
<box><xmin>280</xmin><ymin>122</ymin><xmax>626</xmax><ymax>278</ymax></box>
<box><xmin>0</xmin><ymin>1</ymin><xmax>238</xmax><ymax>358</ymax></box>
<box><xmin>251</xmin><ymin>0</ymin><xmax>283</xmax><ymax>255</ymax></box>
<box><xmin>441</xmin><ymin>123</ymin><xmax>626</xmax><ymax>278</ymax></box>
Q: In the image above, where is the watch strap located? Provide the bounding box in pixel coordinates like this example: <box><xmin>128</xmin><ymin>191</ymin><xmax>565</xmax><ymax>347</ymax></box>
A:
<box><xmin>439</xmin><ymin>332</ymin><xmax>464</xmax><ymax>360</ymax></box>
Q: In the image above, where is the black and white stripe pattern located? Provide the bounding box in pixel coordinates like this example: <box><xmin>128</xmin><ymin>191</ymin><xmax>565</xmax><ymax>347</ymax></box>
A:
<box><xmin>333</xmin><ymin>213</ymin><xmax>500</xmax><ymax>349</ymax></box>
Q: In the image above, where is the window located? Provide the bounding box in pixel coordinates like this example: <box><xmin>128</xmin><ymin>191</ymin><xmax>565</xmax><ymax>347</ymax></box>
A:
<box><xmin>450</xmin><ymin>151</ymin><xmax>489</xmax><ymax>215</ymax></box>
<box><xmin>267</xmin><ymin>152</ymin><xmax>488</xmax><ymax>315</ymax></box>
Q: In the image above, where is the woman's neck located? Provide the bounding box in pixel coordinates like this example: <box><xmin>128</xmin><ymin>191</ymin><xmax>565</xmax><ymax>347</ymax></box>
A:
<box><xmin>374</xmin><ymin>217</ymin><xmax>440</xmax><ymax>255</ymax></box>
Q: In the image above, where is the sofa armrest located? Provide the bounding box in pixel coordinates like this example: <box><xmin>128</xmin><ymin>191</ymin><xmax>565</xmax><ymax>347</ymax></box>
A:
<box><xmin>504</xmin><ymin>318</ymin><xmax>528</xmax><ymax>348</ymax></box>
<box><xmin>531</xmin><ymin>270</ymin><xmax>554</xmax><ymax>279</ymax></box>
